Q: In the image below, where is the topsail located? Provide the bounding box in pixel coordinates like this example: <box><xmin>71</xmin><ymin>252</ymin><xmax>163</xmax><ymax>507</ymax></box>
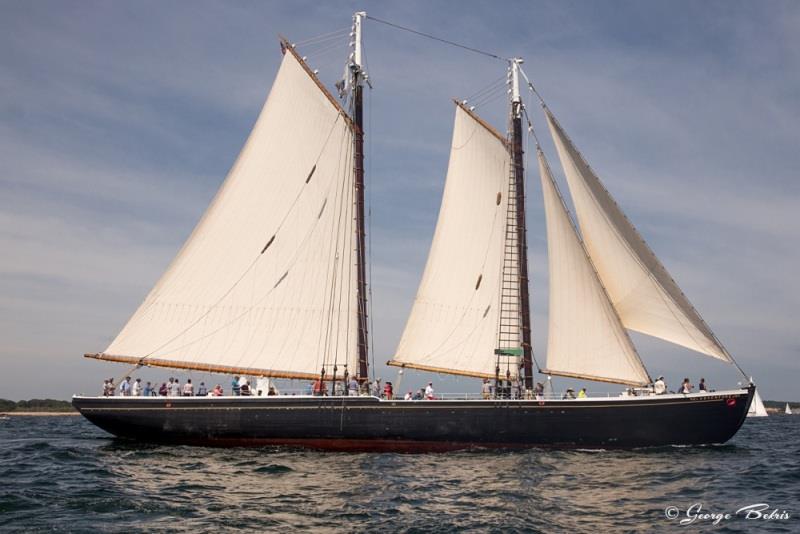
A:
<box><xmin>88</xmin><ymin>47</ymin><xmax>360</xmax><ymax>379</ymax></box>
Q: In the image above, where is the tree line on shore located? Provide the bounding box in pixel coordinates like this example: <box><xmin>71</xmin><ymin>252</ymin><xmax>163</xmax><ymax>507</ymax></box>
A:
<box><xmin>0</xmin><ymin>399</ymin><xmax>75</xmax><ymax>412</ymax></box>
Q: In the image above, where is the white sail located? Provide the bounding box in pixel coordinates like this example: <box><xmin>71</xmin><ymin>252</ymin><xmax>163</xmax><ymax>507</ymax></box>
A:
<box><xmin>390</xmin><ymin>104</ymin><xmax>512</xmax><ymax>378</ymax></box>
<box><xmin>786</xmin><ymin>403</ymin><xmax>793</xmax><ymax>415</ymax></box>
<box><xmin>538</xmin><ymin>149</ymin><xmax>650</xmax><ymax>386</ymax></box>
<box><xmin>747</xmin><ymin>390</ymin><xmax>768</xmax><ymax>417</ymax></box>
<box><xmin>94</xmin><ymin>48</ymin><xmax>359</xmax><ymax>379</ymax></box>
<box><xmin>545</xmin><ymin>110</ymin><xmax>733</xmax><ymax>363</ymax></box>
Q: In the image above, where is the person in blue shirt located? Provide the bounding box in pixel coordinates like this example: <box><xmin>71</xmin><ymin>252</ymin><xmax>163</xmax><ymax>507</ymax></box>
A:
<box><xmin>232</xmin><ymin>376</ymin><xmax>241</xmax><ymax>396</ymax></box>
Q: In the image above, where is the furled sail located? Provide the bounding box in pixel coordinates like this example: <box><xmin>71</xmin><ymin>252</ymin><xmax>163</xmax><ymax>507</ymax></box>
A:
<box><xmin>87</xmin><ymin>47</ymin><xmax>359</xmax><ymax>379</ymax></box>
<box><xmin>390</xmin><ymin>103</ymin><xmax>512</xmax><ymax>378</ymax></box>
<box><xmin>545</xmin><ymin>109</ymin><xmax>732</xmax><ymax>363</ymax></box>
<box><xmin>538</xmin><ymin>149</ymin><xmax>650</xmax><ymax>386</ymax></box>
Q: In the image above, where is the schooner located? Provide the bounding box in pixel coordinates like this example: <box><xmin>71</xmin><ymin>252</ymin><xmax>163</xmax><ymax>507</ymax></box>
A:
<box><xmin>73</xmin><ymin>13</ymin><xmax>754</xmax><ymax>450</ymax></box>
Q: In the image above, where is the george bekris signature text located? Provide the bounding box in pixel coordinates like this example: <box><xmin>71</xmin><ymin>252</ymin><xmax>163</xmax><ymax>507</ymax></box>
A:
<box><xmin>664</xmin><ymin>503</ymin><xmax>790</xmax><ymax>525</ymax></box>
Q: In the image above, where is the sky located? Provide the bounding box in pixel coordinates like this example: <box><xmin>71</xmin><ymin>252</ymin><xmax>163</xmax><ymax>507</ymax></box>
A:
<box><xmin>1</xmin><ymin>0</ymin><xmax>798</xmax><ymax>401</ymax></box>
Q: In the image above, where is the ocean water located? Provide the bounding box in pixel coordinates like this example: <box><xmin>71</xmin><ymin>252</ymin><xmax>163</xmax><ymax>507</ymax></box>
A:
<box><xmin>0</xmin><ymin>415</ymin><xmax>797</xmax><ymax>533</ymax></box>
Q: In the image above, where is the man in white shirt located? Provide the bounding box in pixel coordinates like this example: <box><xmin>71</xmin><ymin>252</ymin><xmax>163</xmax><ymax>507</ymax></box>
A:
<box><xmin>654</xmin><ymin>376</ymin><xmax>667</xmax><ymax>395</ymax></box>
<box><xmin>119</xmin><ymin>377</ymin><xmax>131</xmax><ymax>396</ymax></box>
<box><xmin>170</xmin><ymin>378</ymin><xmax>181</xmax><ymax>397</ymax></box>
<box><xmin>238</xmin><ymin>375</ymin><xmax>248</xmax><ymax>393</ymax></box>
<box><xmin>425</xmin><ymin>382</ymin><xmax>435</xmax><ymax>400</ymax></box>
<box><xmin>481</xmin><ymin>379</ymin><xmax>491</xmax><ymax>400</ymax></box>
<box><xmin>131</xmin><ymin>378</ymin><xmax>142</xmax><ymax>397</ymax></box>
<box><xmin>371</xmin><ymin>379</ymin><xmax>381</xmax><ymax>397</ymax></box>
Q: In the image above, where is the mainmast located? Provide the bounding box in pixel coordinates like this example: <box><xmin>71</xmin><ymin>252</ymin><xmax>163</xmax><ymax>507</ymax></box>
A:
<box><xmin>351</xmin><ymin>11</ymin><xmax>370</xmax><ymax>381</ymax></box>
<box><xmin>509</xmin><ymin>58</ymin><xmax>534</xmax><ymax>391</ymax></box>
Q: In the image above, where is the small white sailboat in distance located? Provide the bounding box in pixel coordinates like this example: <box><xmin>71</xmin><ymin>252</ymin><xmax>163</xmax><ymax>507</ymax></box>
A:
<box><xmin>786</xmin><ymin>403</ymin><xmax>793</xmax><ymax>415</ymax></box>
<box><xmin>747</xmin><ymin>389</ymin><xmax>768</xmax><ymax>417</ymax></box>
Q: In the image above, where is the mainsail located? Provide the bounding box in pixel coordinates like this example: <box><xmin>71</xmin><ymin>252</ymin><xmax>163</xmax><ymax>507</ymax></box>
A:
<box><xmin>538</xmin><ymin>149</ymin><xmax>650</xmax><ymax>386</ymax></box>
<box><xmin>545</xmin><ymin>109</ymin><xmax>733</xmax><ymax>363</ymax></box>
<box><xmin>390</xmin><ymin>103</ymin><xmax>512</xmax><ymax>378</ymax></box>
<box><xmin>86</xmin><ymin>46</ymin><xmax>361</xmax><ymax>380</ymax></box>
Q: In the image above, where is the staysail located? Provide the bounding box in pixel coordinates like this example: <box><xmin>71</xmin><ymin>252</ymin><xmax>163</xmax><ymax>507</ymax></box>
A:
<box><xmin>545</xmin><ymin>109</ymin><xmax>733</xmax><ymax>363</ymax></box>
<box><xmin>538</xmin><ymin>149</ymin><xmax>650</xmax><ymax>386</ymax></box>
<box><xmin>390</xmin><ymin>103</ymin><xmax>512</xmax><ymax>378</ymax></box>
<box><xmin>87</xmin><ymin>46</ymin><xmax>360</xmax><ymax>380</ymax></box>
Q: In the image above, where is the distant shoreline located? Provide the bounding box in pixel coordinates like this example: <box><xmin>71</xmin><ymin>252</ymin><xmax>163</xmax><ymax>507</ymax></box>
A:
<box><xmin>1</xmin><ymin>411</ymin><xmax>79</xmax><ymax>417</ymax></box>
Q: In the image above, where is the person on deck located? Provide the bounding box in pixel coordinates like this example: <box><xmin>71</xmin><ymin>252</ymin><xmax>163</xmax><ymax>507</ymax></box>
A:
<box><xmin>653</xmin><ymin>376</ymin><xmax>667</xmax><ymax>395</ymax></box>
<box><xmin>404</xmin><ymin>391</ymin><xmax>413</xmax><ymax>401</ymax></box>
<box><xmin>182</xmin><ymin>379</ymin><xmax>194</xmax><ymax>396</ymax></box>
<box><xmin>312</xmin><ymin>379</ymin><xmax>326</xmax><ymax>396</ymax></box>
<box><xmin>680</xmin><ymin>378</ymin><xmax>693</xmax><ymax>394</ymax></box>
<box><xmin>425</xmin><ymin>382</ymin><xmax>435</xmax><ymax>400</ymax></box>
<box><xmin>371</xmin><ymin>379</ymin><xmax>382</xmax><ymax>398</ymax></box>
<box><xmin>102</xmin><ymin>379</ymin><xmax>110</xmax><ymax>396</ymax></box>
<box><xmin>240</xmin><ymin>381</ymin><xmax>251</xmax><ymax>396</ymax></box>
<box><xmin>698</xmin><ymin>378</ymin><xmax>707</xmax><ymax>392</ymax></box>
<box><xmin>119</xmin><ymin>377</ymin><xmax>131</xmax><ymax>396</ymax></box>
<box><xmin>562</xmin><ymin>388</ymin><xmax>576</xmax><ymax>400</ymax></box>
<box><xmin>348</xmin><ymin>377</ymin><xmax>359</xmax><ymax>397</ymax></box>
<box><xmin>171</xmin><ymin>378</ymin><xmax>181</xmax><ymax>397</ymax></box>
<box><xmin>533</xmin><ymin>382</ymin><xmax>544</xmax><ymax>400</ymax></box>
<box><xmin>577</xmin><ymin>388</ymin><xmax>587</xmax><ymax>399</ymax></box>
<box><xmin>143</xmin><ymin>381</ymin><xmax>153</xmax><ymax>396</ymax></box>
<box><xmin>158</xmin><ymin>382</ymin><xmax>168</xmax><ymax>396</ymax></box>
<box><xmin>481</xmin><ymin>379</ymin><xmax>491</xmax><ymax>400</ymax></box>
<box><xmin>132</xmin><ymin>378</ymin><xmax>142</xmax><ymax>396</ymax></box>
<box><xmin>232</xmin><ymin>376</ymin><xmax>241</xmax><ymax>396</ymax></box>
<box><xmin>197</xmin><ymin>382</ymin><xmax>207</xmax><ymax>396</ymax></box>
<box><xmin>211</xmin><ymin>384</ymin><xmax>223</xmax><ymax>396</ymax></box>
<box><xmin>384</xmin><ymin>382</ymin><xmax>394</xmax><ymax>400</ymax></box>
<box><xmin>238</xmin><ymin>376</ymin><xmax>248</xmax><ymax>395</ymax></box>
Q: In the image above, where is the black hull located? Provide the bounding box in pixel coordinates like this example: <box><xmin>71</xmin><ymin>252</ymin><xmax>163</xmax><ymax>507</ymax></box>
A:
<box><xmin>73</xmin><ymin>386</ymin><xmax>753</xmax><ymax>451</ymax></box>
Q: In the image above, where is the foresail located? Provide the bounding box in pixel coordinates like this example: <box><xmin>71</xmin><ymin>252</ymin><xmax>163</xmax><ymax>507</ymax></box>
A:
<box><xmin>538</xmin><ymin>149</ymin><xmax>650</xmax><ymax>386</ymax></box>
<box><xmin>98</xmin><ymin>49</ymin><xmax>359</xmax><ymax>379</ymax></box>
<box><xmin>390</xmin><ymin>104</ymin><xmax>511</xmax><ymax>378</ymax></box>
<box><xmin>545</xmin><ymin>110</ymin><xmax>732</xmax><ymax>363</ymax></box>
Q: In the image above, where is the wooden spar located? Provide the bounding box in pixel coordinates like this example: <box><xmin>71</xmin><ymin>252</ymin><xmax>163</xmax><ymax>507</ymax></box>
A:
<box><xmin>386</xmin><ymin>360</ymin><xmax>496</xmax><ymax>380</ymax></box>
<box><xmin>84</xmin><ymin>353</ymin><xmax>333</xmax><ymax>381</ymax></box>
<box><xmin>354</xmin><ymin>74</ymin><xmax>369</xmax><ymax>381</ymax></box>
<box><xmin>279</xmin><ymin>36</ymin><xmax>356</xmax><ymax>132</ymax></box>
<box><xmin>454</xmin><ymin>100</ymin><xmax>509</xmax><ymax>147</ymax></box>
<box><xmin>540</xmin><ymin>368</ymin><xmax>649</xmax><ymax>388</ymax></box>
<box><xmin>511</xmin><ymin>98</ymin><xmax>534</xmax><ymax>391</ymax></box>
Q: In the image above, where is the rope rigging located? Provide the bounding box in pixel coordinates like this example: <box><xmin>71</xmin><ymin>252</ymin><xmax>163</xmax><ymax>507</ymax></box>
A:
<box><xmin>365</xmin><ymin>15</ymin><xmax>507</xmax><ymax>61</ymax></box>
